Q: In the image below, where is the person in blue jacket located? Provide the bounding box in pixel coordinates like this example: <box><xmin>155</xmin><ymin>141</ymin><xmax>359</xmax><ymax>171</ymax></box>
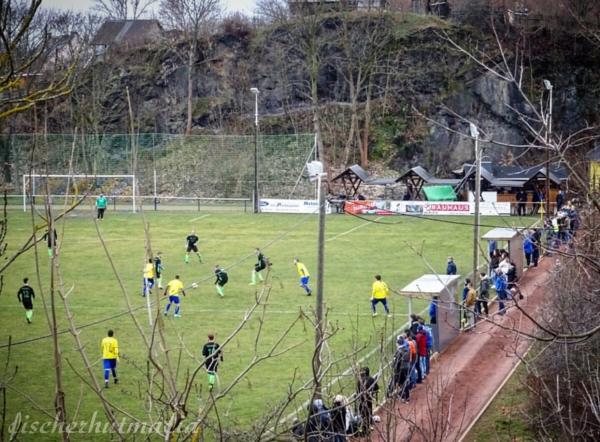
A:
<box><xmin>493</xmin><ymin>269</ymin><xmax>509</xmax><ymax>315</ymax></box>
<box><xmin>429</xmin><ymin>295</ymin><xmax>438</xmax><ymax>324</ymax></box>
<box><xmin>446</xmin><ymin>257</ymin><xmax>457</xmax><ymax>275</ymax></box>
<box><xmin>523</xmin><ymin>234</ymin><xmax>535</xmax><ymax>267</ymax></box>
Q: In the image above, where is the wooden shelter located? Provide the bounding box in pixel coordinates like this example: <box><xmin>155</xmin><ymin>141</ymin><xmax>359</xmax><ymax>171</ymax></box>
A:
<box><xmin>331</xmin><ymin>165</ymin><xmax>396</xmax><ymax>198</ymax></box>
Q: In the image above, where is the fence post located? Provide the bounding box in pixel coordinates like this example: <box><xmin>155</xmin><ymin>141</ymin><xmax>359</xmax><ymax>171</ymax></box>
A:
<box><xmin>244</xmin><ymin>200</ymin><xmax>247</xmax><ymax>213</ymax></box>
<box><xmin>113</xmin><ymin>197</ymin><xmax>116</xmax><ymax>211</ymax></box>
<box><xmin>197</xmin><ymin>198</ymin><xmax>200</xmax><ymax>212</ymax></box>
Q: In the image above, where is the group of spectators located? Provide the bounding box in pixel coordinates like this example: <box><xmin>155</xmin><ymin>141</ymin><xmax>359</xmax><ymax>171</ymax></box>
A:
<box><xmin>292</xmin><ymin>200</ymin><xmax>581</xmax><ymax>442</ymax></box>
<box><xmin>292</xmin><ymin>368</ymin><xmax>375</xmax><ymax>441</ymax></box>
<box><xmin>292</xmin><ymin>316</ymin><xmax>434</xmax><ymax>441</ymax></box>
<box><xmin>515</xmin><ymin>188</ymin><xmax>546</xmax><ymax>216</ymax></box>
<box><xmin>388</xmin><ymin>315</ymin><xmax>433</xmax><ymax>403</ymax></box>
<box><xmin>545</xmin><ymin>201</ymin><xmax>579</xmax><ymax>250</ymax></box>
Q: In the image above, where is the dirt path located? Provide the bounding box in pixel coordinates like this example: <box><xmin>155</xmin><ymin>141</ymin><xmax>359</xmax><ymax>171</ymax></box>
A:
<box><xmin>362</xmin><ymin>258</ymin><xmax>552</xmax><ymax>442</ymax></box>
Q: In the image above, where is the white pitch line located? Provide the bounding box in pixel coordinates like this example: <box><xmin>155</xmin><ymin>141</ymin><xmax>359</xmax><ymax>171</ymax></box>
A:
<box><xmin>189</xmin><ymin>214</ymin><xmax>211</xmax><ymax>222</ymax></box>
<box><xmin>326</xmin><ymin>216</ymin><xmax>383</xmax><ymax>242</ymax></box>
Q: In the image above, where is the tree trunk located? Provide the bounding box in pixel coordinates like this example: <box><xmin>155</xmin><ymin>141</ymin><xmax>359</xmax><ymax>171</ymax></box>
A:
<box><xmin>185</xmin><ymin>42</ymin><xmax>196</xmax><ymax>136</ymax></box>
<box><xmin>360</xmin><ymin>81</ymin><xmax>372</xmax><ymax>168</ymax></box>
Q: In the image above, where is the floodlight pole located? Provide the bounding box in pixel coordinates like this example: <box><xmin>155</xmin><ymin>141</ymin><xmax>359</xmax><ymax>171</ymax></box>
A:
<box><xmin>153</xmin><ymin>168</ymin><xmax>158</xmax><ymax>211</ymax></box>
<box><xmin>314</xmin><ymin>171</ymin><xmax>325</xmax><ymax>399</ymax></box>
<box><xmin>251</xmin><ymin>88</ymin><xmax>260</xmax><ymax>213</ymax></box>
<box><xmin>544</xmin><ymin>80</ymin><xmax>553</xmax><ymax>216</ymax></box>
<box><xmin>471</xmin><ymin>123</ymin><xmax>481</xmax><ymax>289</ymax></box>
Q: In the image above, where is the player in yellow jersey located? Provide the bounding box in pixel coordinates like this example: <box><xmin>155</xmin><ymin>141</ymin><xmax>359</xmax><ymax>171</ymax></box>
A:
<box><xmin>142</xmin><ymin>258</ymin><xmax>155</xmax><ymax>297</ymax></box>
<box><xmin>293</xmin><ymin>258</ymin><xmax>312</xmax><ymax>296</ymax></box>
<box><xmin>101</xmin><ymin>330</ymin><xmax>119</xmax><ymax>388</ymax></box>
<box><xmin>371</xmin><ymin>274</ymin><xmax>391</xmax><ymax>317</ymax></box>
<box><xmin>164</xmin><ymin>275</ymin><xmax>186</xmax><ymax>318</ymax></box>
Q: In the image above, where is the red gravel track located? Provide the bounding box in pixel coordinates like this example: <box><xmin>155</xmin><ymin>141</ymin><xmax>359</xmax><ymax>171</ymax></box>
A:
<box><xmin>360</xmin><ymin>258</ymin><xmax>552</xmax><ymax>442</ymax></box>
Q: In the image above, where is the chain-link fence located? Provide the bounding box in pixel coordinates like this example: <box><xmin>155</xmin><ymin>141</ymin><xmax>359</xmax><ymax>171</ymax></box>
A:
<box><xmin>1</xmin><ymin>133</ymin><xmax>317</xmax><ymax>207</ymax></box>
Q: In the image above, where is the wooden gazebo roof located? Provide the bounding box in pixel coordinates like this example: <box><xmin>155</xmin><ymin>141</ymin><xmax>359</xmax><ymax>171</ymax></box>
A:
<box><xmin>331</xmin><ymin>165</ymin><xmax>396</xmax><ymax>198</ymax></box>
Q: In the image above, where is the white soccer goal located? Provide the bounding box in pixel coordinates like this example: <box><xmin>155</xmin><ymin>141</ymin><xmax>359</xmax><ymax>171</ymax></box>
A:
<box><xmin>21</xmin><ymin>173</ymin><xmax>137</xmax><ymax>212</ymax></box>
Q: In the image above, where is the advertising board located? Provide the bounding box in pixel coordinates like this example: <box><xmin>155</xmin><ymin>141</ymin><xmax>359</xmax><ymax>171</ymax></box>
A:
<box><xmin>260</xmin><ymin>199</ymin><xmax>331</xmax><ymax>214</ymax></box>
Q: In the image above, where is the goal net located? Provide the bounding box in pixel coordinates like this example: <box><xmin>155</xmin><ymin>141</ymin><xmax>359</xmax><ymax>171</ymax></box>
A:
<box><xmin>22</xmin><ymin>174</ymin><xmax>137</xmax><ymax>212</ymax></box>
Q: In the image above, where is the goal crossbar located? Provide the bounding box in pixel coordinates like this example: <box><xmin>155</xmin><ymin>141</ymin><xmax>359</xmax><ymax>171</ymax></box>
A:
<box><xmin>22</xmin><ymin>173</ymin><xmax>136</xmax><ymax>212</ymax></box>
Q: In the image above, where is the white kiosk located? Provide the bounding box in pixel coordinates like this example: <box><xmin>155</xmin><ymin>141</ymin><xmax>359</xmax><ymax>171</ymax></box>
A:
<box><xmin>399</xmin><ymin>274</ymin><xmax>461</xmax><ymax>353</ymax></box>
<box><xmin>482</xmin><ymin>227</ymin><xmax>525</xmax><ymax>277</ymax></box>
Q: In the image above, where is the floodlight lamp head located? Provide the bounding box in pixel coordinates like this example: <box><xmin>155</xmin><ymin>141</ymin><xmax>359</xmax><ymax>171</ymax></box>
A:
<box><xmin>307</xmin><ymin>161</ymin><xmax>325</xmax><ymax>182</ymax></box>
<box><xmin>543</xmin><ymin>80</ymin><xmax>553</xmax><ymax>91</ymax></box>
<box><xmin>250</xmin><ymin>87</ymin><xmax>260</xmax><ymax>94</ymax></box>
<box><xmin>469</xmin><ymin>122</ymin><xmax>479</xmax><ymax>139</ymax></box>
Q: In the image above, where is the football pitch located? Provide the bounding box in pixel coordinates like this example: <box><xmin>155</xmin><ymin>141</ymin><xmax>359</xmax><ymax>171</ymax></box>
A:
<box><xmin>0</xmin><ymin>209</ymin><xmax>533</xmax><ymax>439</ymax></box>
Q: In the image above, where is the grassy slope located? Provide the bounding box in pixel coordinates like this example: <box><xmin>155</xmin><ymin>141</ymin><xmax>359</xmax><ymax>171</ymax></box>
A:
<box><xmin>0</xmin><ymin>209</ymin><xmax>533</xmax><ymax>440</ymax></box>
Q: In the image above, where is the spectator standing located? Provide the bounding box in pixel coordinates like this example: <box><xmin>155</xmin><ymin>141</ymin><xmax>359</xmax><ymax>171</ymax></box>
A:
<box><xmin>405</xmin><ymin>331</ymin><xmax>418</xmax><ymax>387</ymax></box>
<box><xmin>392</xmin><ymin>346</ymin><xmax>411</xmax><ymax>403</ymax></box>
<box><xmin>415</xmin><ymin>326</ymin><xmax>428</xmax><ymax>381</ymax></box>
<box><xmin>556</xmin><ymin>189</ymin><xmax>565</xmax><ymax>212</ymax></box>
<box><xmin>330</xmin><ymin>395</ymin><xmax>349</xmax><ymax>442</ymax></box>
<box><xmin>446</xmin><ymin>257</ymin><xmax>457</xmax><ymax>275</ymax></box>
<box><xmin>531</xmin><ymin>190</ymin><xmax>541</xmax><ymax>215</ymax></box>
<box><xmin>493</xmin><ymin>269</ymin><xmax>508</xmax><ymax>315</ymax></box>
<box><xmin>476</xmin><ymin>272</ymin><xmax>490</xmax><ymax>317</ymax></box>
<box><xmin>429</xmin><ymin>296</ymin><xmax>438</xmax><ymax>324</ymax></box>
<box><xmin>462</xmin><ymin>281</ymin><xmax>476</xmax><ymax>328</ymax></box>
<box><xmin>489</xmin><ymin>249</ymin><xmax>501</xmax><ymax>277</ymax></box>
<box><xmin>418</xmin><ymin>318</ymin><xmax>433</xmax><ymax>374</ymax></box>
<box><xmin>487</xmin><ymin>239</ymin><xmax>497</xmax><ymax>258</ymax></box>
<box><xmin>523</xmin><ymin>233</ymin><xmax>535</xmax><ymax>267</ymax></box>
<box><xmin>356</xmin><ymin>367</ymin><xmax>379</xmax><ymax>435</ymax></box>
<box><xmin>409</xmin><ymin>314</ymin><xmax>420</xmax><ymax>337</ymax></box>
<box><xmin>303</xmin><ymin>400</ymin><xmax>331</xmax><ymax>442</ymax></box>
<box><xmin>516</xmin><ymin>189</ymin><xmax>527</xmax><ymax>216</ymax></box>
<box><xmin>531</xmin><ymin>229</ymin><xmax>541</xmax><ymax>267</ymax></box>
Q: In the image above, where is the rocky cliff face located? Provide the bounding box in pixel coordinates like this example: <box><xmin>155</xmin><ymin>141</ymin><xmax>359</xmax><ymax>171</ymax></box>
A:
<box><xmin>47</xmin><ymin>13</ymin><xmax>600</xmax><ymax>175</ymax></box>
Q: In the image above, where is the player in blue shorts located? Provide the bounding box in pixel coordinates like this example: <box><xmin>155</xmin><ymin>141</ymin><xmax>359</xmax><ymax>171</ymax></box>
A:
<box><xmin>293</xmin><ymin>258</ymin><xmax>312</xmax><ymax>296</ymax></box>
<box><xmin>164</xmin><ymin>275</ymin><xmax>186</xmax><ymax>318</ymax></box>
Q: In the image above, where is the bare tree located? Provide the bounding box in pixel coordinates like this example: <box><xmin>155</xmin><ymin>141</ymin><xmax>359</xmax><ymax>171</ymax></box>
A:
<box><xmin>160</xmin><ymin>0</ymin><xmax>221</xmax><ymax>135</ymax></box>
<box><xmin>0</xmin><ymin>0</ymin><xmax>72</xmax><ymax>120</ymax></box>
<box><xmin>93</xmin><ymin>0</ymin><xmax>158</xmax><ymax>20</ymax></box>
<box><xmin>255</xmin><ymin>0</ymin><xmax>290</xmax><ymax>23</ymax></box>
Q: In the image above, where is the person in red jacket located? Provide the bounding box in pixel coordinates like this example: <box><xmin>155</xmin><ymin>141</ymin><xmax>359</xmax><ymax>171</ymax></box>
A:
<box><xmin>415</xmin><ymin>326</ymin><xmax>429</xmax><ymax>382</ymax></box>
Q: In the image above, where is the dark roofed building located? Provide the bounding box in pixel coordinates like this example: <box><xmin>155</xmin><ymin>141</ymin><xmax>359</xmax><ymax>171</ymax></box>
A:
<box><xmin>331</xmin><ymin>164</ymin><xmax>396</xmax><ymax>198</ymax></box>
<box><xmin>91</xmin><ymin>20</ymin><xmax>163</xmax><ymax>54</ymax></box>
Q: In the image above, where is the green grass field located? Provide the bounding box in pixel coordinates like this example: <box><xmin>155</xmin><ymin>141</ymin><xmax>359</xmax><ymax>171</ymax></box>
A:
<box><xmin>0</xmin><ymin>209</ymin><xmax>533</xmax><ymax>440</ymax></box>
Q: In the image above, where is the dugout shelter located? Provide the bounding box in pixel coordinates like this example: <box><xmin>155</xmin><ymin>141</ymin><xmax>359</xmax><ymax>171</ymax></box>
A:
<box><xmin>399</xmin><ymin>274</ymin><xmax>461</xmax><ymax>353</ymax></box>
<box><xmin>482</xmin><ymin>228</ymin><xmax>525</xmax><ymax>278</ymax></box>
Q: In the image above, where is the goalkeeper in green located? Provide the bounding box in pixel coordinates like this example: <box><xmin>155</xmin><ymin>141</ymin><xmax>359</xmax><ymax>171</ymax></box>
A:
<box><xmin>184</xmin><ymin>230</ymin><xmax>203</xmax><ymax>264</ymax></box>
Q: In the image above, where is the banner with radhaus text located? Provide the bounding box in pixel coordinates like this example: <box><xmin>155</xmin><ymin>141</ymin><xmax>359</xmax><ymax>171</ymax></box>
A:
<box><xmin>346</xmin><ymin>200</ymin><xmax>511</xmax><ymax>216</ymax></box>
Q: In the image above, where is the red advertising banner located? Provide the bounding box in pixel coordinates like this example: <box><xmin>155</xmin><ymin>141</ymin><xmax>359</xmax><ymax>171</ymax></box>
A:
<box><xmin>344</xmin><ymin>200</ymin><xmax>396</xmax><ymax>215</ymax></box>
